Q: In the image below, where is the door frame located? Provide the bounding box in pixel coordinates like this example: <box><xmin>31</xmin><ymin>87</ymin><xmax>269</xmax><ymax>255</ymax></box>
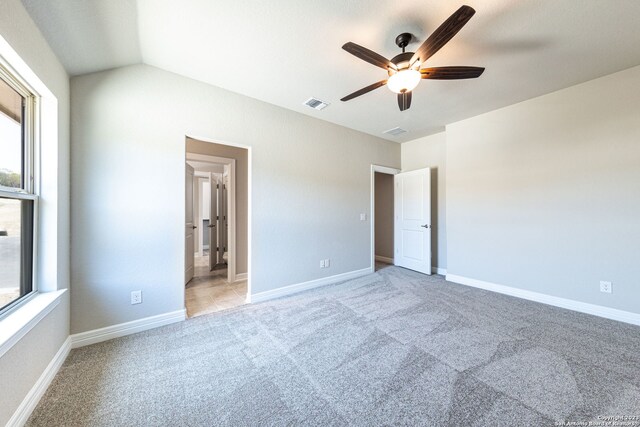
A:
<box><xmin>193</xmin><ymin>175</ymin><xmax>206</xmax><ymax>256</ymax></box>
<box><xmin>185</xmin><ymin>135</ymin><xmax>252</xmax><ymax>302</ymax></box>
<box><xmin>370</xmin><ymin>164</ymin><xmax>401</xmax><ymax>272</ymax></box>
<box><xmin>186</xmin><ymin>152</ymin><xmax>237</xmax><ymax>283</ymax></box>
<box><xmin>185</xmin><ymin>163</ymin><xmax>196</xmax><ymax>284</ymax></box>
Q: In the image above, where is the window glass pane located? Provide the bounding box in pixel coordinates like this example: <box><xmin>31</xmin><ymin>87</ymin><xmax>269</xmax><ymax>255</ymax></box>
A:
<box><xmin>0</xmin><ymin>197</ymin><xmax>33</xmax><ymax>310</ymax></box>
<box><xmin>0</xmin><ymin>78</ymin><xmax>24</xmax><ymax>189</ymax></box>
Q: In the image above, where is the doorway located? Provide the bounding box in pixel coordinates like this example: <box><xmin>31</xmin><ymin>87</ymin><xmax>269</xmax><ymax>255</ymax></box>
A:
<box><xmin>371</xmin><ymin>165</ymin><xmax>433</xmax><ymax>275</ymax></box>
<box><xmin>184</xmin><ymin>141</ymin><xmax>249</xmax><ymax>318</ymax></box>
<box><xmin>371</xmin><ymin>165</ymin><xmax>400</xmax><ymax>272</ymax></box>
<box><xmin>187</xmin><ymin>159</ymin><xmax>229</xmax><ymax>279</ymax></box>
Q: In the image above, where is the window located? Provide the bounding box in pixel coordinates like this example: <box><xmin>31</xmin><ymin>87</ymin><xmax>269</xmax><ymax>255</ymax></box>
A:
<box><xmin>0</xmin><ymin>65</ymin><xmax>36</xmax><ymax>315</ymax></box>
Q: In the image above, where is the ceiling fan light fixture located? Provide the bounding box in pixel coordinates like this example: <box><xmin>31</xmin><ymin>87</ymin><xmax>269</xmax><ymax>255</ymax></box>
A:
<box><xmin>387</xmin><ymin>69</ymin><xmax>421</xmax><ymax>94</ymax></box>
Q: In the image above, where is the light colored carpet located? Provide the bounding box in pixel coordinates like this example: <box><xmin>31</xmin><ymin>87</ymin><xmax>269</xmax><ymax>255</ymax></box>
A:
<box><xmin>28</xmin><ymin>265</ymin><xmax>640</xmax><ymax>426</ymax></box>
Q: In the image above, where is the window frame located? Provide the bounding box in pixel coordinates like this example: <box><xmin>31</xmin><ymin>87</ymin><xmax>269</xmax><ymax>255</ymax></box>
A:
<box><xmin>0</xmin><ymin>61</ymin><xmax>39</xmax><ymax>318</ymax></box>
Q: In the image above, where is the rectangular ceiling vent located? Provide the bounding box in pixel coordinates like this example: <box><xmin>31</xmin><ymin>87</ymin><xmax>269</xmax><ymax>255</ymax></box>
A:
<box><xmin>303</xmin><ymin>97</ymin><xmax>329</xmax><ymax>110</ymax></box>
<box><xmin>383</xmin><ymin>127</ymin><xmax>407</xmax><ymax>136</ymax></box>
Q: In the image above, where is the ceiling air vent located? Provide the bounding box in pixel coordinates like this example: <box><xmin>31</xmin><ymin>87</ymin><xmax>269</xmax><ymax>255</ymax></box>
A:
<box><xmin>383</xmin><ymin>127</ymin><xmax>407</xmax><ymax>136</ymax></box>
<box><xmin>303</xmin><ymin>97</ymin><xmax>329</xmax><ymax>110</ymax></box>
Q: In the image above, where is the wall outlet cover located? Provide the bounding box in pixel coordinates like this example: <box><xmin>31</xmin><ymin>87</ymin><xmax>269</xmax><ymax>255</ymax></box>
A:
<box><xmin>131</xmin><ymin>290</ymin><xmax>142</xmax><ymax>304</ymax></box>
<box><xmin>599</xmin><ymin>281</ymin><xmax>612</xmax><ymax>294</ymax></box>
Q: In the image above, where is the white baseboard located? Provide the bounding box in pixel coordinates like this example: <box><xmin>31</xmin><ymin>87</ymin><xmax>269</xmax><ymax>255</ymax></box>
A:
<box><xmin>432</xmin><ymin>267</ymin><xmax>447</xmax><ymax>275</ymax></box>
<box><xmin>250</xmin><ymin>268</ymin><xmax>371</xmax><ymax>303</ymax></box>
<box><xmin>446</xmin><ymin>274</ymin><xmax>640</xmax><ymax>327</ymax></box>
<box><xmin>234</xmin><ymin>273</ymin><xmax>248</xmax><ymax>282</ymax></box>
<box><xmin>70</xmin><ymin>309</ymin><xmax>186</xmax><ymax>349</ymax></box>
<box><xmin>7</xmin><ymin>336</ymin><xmax>71</xmax><ymax>427</ymax></box>
<box><xmin>375</xmin><ymin>255</ymin><xmax>394</xmax><ymax>264</ymax></box>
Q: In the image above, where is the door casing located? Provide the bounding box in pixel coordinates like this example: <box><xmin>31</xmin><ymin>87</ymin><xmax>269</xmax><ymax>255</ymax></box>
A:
<box><xmin>185</xmin><ymin>163</ymin><xmax>195</xmax><ymax>284</ymax></box>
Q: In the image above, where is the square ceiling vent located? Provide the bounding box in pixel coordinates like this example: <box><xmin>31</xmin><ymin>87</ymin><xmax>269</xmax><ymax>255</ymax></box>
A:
<box><xmin>303</xmin><ymin>97</ymin><xmax>329</xmax><ymax>110</ymax></box>
<box><xmin>383</xmin><ymin>127</ymin><xmax>407</xmax><ymax>136</ymax></box>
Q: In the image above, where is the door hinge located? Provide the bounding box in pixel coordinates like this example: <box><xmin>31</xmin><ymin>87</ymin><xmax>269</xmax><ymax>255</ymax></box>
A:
<box><xmin>216</xmin><ymin>184</ymin><xmax>219</xmax><ymax>189</ymax></box>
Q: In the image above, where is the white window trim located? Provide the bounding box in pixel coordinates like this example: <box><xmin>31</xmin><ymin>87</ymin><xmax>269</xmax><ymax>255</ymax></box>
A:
<box><xmin>0</xmin><ymin>33</ymin><xmax>62</xmax><ymax>354</ymax></box>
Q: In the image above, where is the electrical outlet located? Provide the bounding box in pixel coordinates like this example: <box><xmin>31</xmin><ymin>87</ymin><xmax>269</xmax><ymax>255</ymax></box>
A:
<box><xmin>600</xmin><ymin>281</ymin><xmax>612</xmax><ymax>294</ymax></box>
<box><xmin>325</xmin><ymin>258</ymin><xmax>330</xmax><ymax>268</ymax></box>
<box><xmin>360</xmin><ymin>213</ymin><xmax>367</xmax><ymax>221</ymax></box>
<box><xmin>320</xmin><ymin>260</ymin><xmax>325</xmax><ymax>268</ymax></box>
<box><xmin>131</xmin><ymin>290</ymin><xmax>142</xmax><ymax>304</ymax></box>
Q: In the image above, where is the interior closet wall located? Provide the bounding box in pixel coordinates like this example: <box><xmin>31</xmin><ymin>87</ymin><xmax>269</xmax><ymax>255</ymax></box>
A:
<box><xmin>374</xmin><ymin>172</ymin><xmax>394</xmax><ymax>260</ymax></box>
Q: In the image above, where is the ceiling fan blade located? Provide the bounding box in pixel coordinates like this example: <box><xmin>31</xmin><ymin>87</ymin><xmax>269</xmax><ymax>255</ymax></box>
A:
<box><xmin>420</xmin><ymin>66</ymin><xmax>485</xmax><ymax>79</ymax></box>
<box><xmin>341</xmin><ymin>80</ymin><xmax>388</xmax><ymax>102</ymax></box>
<box><xmin>398</xmin><ymin>91</ymin><xmax>412</xmax><ymax>111</ymax></box>
<box><xmin>342</xmin><ymin>42</ymin><xmax>397</xmax><ymax>71</ymax></box>
<box><xmin>410</xmin><ymin>5</ymin><xmax>476</xmax><ymax>66</ymax></box>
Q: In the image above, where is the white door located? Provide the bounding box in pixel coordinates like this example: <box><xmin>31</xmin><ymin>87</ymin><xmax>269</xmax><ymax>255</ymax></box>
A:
<box><xmin>208</xmin><ymin>173</ymin><xmax>217</xmax><ymax>271</ymax></box>
<box><xmin>394</xmin><ymin>168</ymin><xmax>432</xmax><ymax>275</ymax></box>
<box><xmin>185</xmin><ymin>164</ymin><xmax>195</xmax><ymax>284</ymax></box>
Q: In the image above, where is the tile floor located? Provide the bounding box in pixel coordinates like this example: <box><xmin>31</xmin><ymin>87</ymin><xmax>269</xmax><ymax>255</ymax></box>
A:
<box><xmin>185</xmin><ymin>254</ymin><xmax>247</xmax><ymax>318</ymax></box>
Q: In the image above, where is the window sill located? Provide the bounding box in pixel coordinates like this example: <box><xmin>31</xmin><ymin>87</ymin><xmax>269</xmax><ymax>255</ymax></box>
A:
<box><xmin>0</xmin><ymin>289</ymin><xmax>66</xmax><ymax>359</ymax></box>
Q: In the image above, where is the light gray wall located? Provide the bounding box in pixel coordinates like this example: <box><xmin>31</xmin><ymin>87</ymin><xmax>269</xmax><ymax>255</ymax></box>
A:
<box><xmin>374</xmin><ymin>172</ymin><xmax>393</xmax><ymax>259</ymax></box>
<box><xmin>0</xmin><ymin>297</ymin><xmax>69</xmax><ymax>424</ymax></box>
<box><xmin>187</xmin><ymin>138</ymin><xmax>248</xmax><ymax>274</ymax></box>
<box><xmin>401</xmin><ymin>132</ymin><xmax>447</xmax><ymax>270</ymax></box>
<box><xmin>447</xmin><ymin>64</ymin><xmax>640</xmax><ymax>315</ymax></box>
<box><xmin>70</xmin><ymin>64</ymin><xmax>400</xmax><ymax>334</ymax></box>
<box><xmin>0</xmin><ymin>0</ymin><xmax>70</xmax><ymax>424</ymax></box>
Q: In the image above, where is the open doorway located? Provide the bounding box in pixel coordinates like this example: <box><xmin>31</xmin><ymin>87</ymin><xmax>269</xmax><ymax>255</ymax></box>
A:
<box><xmin>371</xmin><ymin>165</ymin><xmax>400</xmax><ymax>272</ymax></box>
<box><xmin>371</xmin><ymin>165</ymin><xmax>433</xmax><ymax>275</ymax></box>
<box><xmin>184</xmin><ymin>139</ymin><xmax>249</xmax><ymax>318</ymax></box>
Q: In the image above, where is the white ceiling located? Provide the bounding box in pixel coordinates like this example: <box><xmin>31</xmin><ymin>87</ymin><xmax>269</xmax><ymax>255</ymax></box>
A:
<box><xmin>22</xmin><ymin>0</ymin><xmax>142</xmax><ymax>76</ymax></box>
<box><xmin>22</xmin><ymin>0</ymin><xmax>640</xmax><ymax>142</ymax></box>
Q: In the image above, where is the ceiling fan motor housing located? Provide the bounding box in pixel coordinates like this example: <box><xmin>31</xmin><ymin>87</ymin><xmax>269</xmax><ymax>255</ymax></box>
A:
<box><xmin>389</xmin><ymin>52</ymin><xmax>415</xmax><ymax>75</ymax></box>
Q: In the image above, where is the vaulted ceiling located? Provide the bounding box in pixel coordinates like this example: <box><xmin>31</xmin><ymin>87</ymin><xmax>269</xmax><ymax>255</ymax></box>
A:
<box><xmin>22</xmin><ymin>0</ymin><xmax>640</xmax><ymax>142</ymax></box>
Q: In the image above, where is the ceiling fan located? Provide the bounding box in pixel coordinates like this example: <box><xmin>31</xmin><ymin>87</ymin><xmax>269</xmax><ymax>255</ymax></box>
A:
<box><xmin>341</xmin><ymin>5</ymin><xmax>484</xmax><ymax>112</ymax></box>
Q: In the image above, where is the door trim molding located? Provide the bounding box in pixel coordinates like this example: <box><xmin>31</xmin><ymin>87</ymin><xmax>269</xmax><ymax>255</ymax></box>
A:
<box><xmin>185</xmin><ymin>164</ymin><xmax>196</xmax><ymax>285</ymax></box>
<box><xmin>371</xmin><ymin>165</ymin><xmax>401</xmax><ymax>272</ymax></box>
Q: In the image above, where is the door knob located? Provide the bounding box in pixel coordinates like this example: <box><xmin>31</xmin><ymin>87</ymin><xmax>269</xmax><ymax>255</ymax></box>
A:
<box><xmin>208</xmin><ymin>224</ymin><xmax>216</xmax><ymax>228</ymax></box>
<box><xmin>192</xmin><ymin>225</ymin><xmax>197</xmax><ymax>229</ymax></box>
<box><xmin>421</xmin><ymin>224</ymin><xmax>430</xmax><ymax>229</ymax></box>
